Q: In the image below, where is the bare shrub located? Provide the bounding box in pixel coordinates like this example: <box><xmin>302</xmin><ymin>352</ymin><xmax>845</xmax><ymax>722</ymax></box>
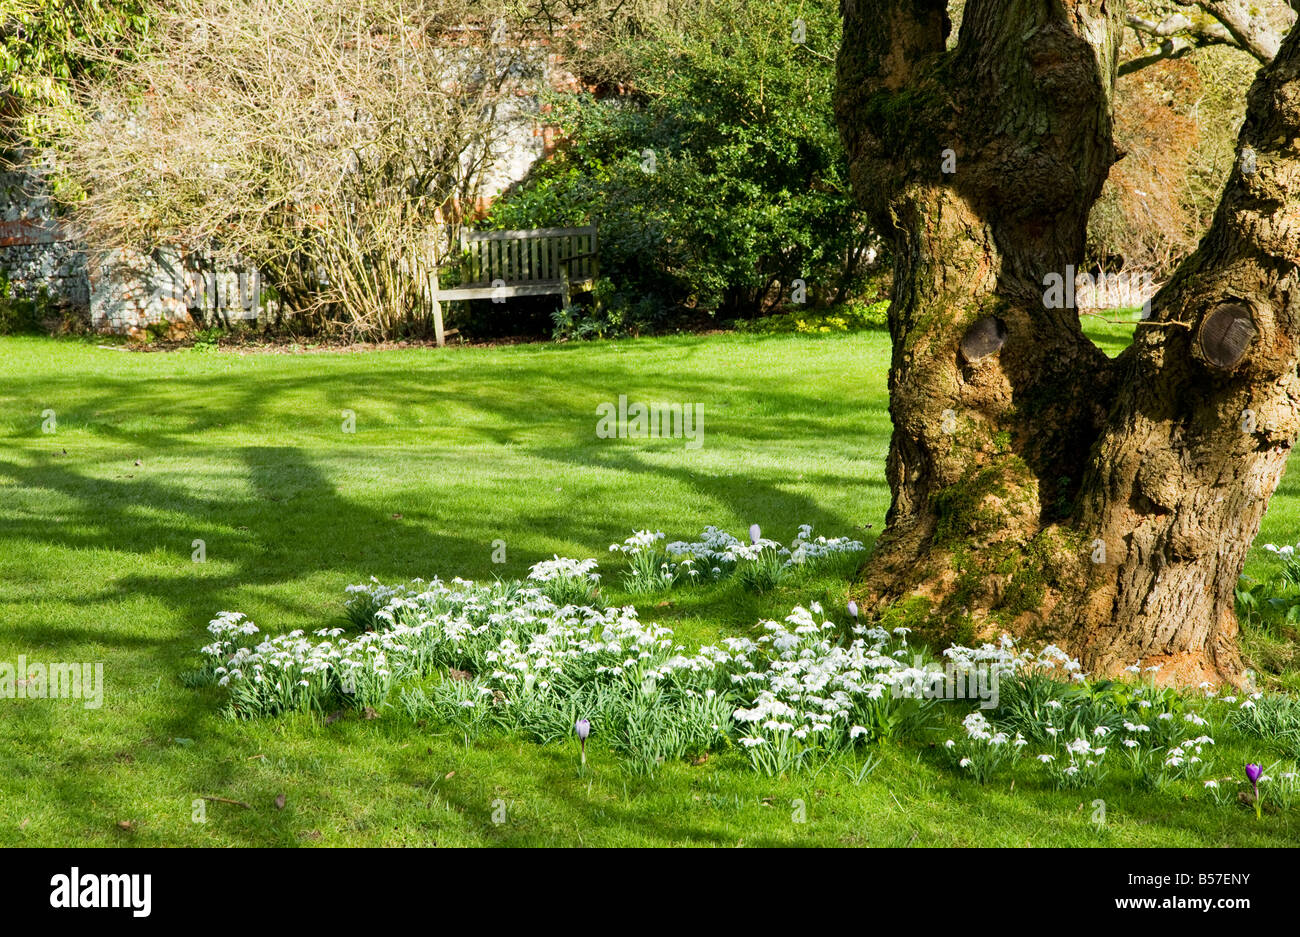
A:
<box><xmin>47</xmin><ymin>0</ymin><xmax>539</xmax><ymax>338</ymax></box>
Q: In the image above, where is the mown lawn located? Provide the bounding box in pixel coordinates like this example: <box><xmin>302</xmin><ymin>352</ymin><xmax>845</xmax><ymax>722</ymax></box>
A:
<box><xmin>1</xmin><ymin>326</ymin><xmax>1297</xmax><ymax>846</ymax></box>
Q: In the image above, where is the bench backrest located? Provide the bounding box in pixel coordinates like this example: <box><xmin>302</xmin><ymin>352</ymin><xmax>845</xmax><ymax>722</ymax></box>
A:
<box><xmin>459</xmin><ymin>226</ymin><xmax>597</xmax><ymax>286</ymax></box>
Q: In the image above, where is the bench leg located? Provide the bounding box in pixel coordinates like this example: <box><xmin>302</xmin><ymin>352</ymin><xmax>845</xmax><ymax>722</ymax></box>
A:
<box><xmin>428</xmin><ymin>258</ymin><xmax>446</xmax><ymax>348</ymax></box>
<box><xmin>432</xmin><ymin>294</ymin><xmax>445</xmax><ymax>347</ymax></box>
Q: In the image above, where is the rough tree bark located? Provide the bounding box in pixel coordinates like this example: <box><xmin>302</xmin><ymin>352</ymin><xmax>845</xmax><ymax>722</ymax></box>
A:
<box><xmin>836</xmin><ymin>0</ymin><xmax>1300</xmax><ymax>684</ymax></box>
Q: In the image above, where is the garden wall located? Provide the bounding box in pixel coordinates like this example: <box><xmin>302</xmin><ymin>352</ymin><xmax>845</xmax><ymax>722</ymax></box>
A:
<box><xmin>0</xmin><ymin>168</ymin><xmax>87</xmax><ymax>311</ymax></box>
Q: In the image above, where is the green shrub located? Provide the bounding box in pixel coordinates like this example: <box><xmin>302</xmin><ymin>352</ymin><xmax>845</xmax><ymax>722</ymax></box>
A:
<box><xmin>0</xmin><ymin>273</ymin><xmax>48</xmax><ymax>335</ymax></box>
<box><xmin>484</xmin><ymin>0</ymin><xmax>875</xmax><ymax>334</ymax></box>
<box><xmin>734</xmin><ymin>299</ymin><xmax>889</xmax><ymax>335</ymax></box>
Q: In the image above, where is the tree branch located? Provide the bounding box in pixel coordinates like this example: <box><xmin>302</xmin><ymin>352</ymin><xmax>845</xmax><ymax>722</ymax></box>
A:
<box><xmin>1123</xmin><ymin>1</ymin><xmax>1295</xmax><ymax>73</ymax></box>
<box><xmin>1196</xmin><ymin>0</ymin><xmax>1287</xmax><ymax>62</ymax></box>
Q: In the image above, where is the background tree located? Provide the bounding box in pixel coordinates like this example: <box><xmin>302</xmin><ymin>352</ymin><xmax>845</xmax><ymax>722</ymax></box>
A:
<box><xmin>1085</xmin><ymin>0</ymin><xmax>1293</xmax><ymax>274</ymax></box>
<box><xmin>0</xmin><ymin>0</ymin><xmax>150</xmax><ymax>147</ymax></box>
<box><xmin>837</xmin><ymin>0</ymin><xmax>1300</xmax><ymax>682</ymax></box>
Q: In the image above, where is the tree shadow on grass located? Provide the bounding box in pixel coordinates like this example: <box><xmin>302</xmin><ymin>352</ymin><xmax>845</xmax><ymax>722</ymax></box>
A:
<box><xmin>0</xmin><ymin>338</ymin><xmax>889</xmax><ymax>843</ymax></box>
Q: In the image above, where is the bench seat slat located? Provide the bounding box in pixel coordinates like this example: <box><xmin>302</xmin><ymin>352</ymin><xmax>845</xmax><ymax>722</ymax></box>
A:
<box><xmin>436</xmin><ymin>278</ymin><xmax>596</xmax><ymax>301</ymax></box>
<box><xmin>464</xmin><ymin>225</ymin><xmax>597</xmax><ymax>241</ymax></box>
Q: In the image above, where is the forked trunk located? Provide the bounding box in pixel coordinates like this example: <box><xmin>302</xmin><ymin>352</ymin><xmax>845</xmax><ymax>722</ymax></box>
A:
<box><xmin>837</xmin><ymin>0</ymin><xmax>1300</xmax><ymax>683</ymax></box>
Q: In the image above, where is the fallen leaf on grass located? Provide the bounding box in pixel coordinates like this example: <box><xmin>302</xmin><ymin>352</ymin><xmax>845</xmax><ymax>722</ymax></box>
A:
<box><xmin>117</xmin><ymin>820</ymin><xmax>134</xmax><ymax>831</ymax></box>
<box><xmin>362</xmin><ymin>706</ymin><xmax>379</xmax><ymax>720</ymax></box>
<box><xmin>324</xmin><ymin>710</ymin><xmax>344</xmax><ymax>725</ymax></box>
<box><xmin>274</xmin><ymin>794</ymin><xmax>286</xmax><ymax>810</ymax></box>
<box><xmin>444</xmin><ymin>771</ymin><xmax>455</xmax><ymax>779</ymax></box>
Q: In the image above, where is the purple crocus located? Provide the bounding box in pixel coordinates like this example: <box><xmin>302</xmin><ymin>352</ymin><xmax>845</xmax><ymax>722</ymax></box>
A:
<box><xmin>1246</xmin><ymin>763</ymin><xmax>1263</xmax><ymax>819</ymax></box>
<box><xmin>749</xmin><ymin>523</ymin><xmax>761</xmax><ymax>545</ymax></box>
<box><xmin>575</xmin><ymin>718</ymin><xmax>591</xmax><ymax>767</ymax></box>
<box><xmin>847</xmin><ymin>600</ymin><xmax>859</xmax><ymax>621</ymax></box>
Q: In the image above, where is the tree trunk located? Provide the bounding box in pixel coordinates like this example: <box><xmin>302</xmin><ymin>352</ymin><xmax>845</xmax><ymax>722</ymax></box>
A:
<box><xmin>836</xmin><ymin>0</ymin><xmax>1300</xmax><ymax>683</ymax></box>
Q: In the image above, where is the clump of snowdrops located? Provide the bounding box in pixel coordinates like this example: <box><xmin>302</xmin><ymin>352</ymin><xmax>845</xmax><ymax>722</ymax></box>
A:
<box><xmin>196</xmin><ymin>548</ymin><xmax>1293</xmax><ymax>797</ymax></box>
<box><xmin>198</xmin><ymin>562</ymin><xmax>1008</xmax><ymax>776</ymax></box>
<box><xmin>525</xmin><ymin>556</ymin><xmax>601</xmax><ymax>607</ymax></box>
<box><xmin>610</xmin><ymin>523</ymin><xmax>865</xmax><ymax>594</ymax></box>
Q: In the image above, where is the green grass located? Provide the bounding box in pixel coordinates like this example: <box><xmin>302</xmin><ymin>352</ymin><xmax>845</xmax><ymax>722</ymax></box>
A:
<box><xmin>1078</xmin><ymin>312</ymin><xmax>1144</xmax><ymax>358</ymax></box>
<box><xmin>0</xmin><ymin>327</ymin><xmax>1297</xmax><ymax>846</ymax></box>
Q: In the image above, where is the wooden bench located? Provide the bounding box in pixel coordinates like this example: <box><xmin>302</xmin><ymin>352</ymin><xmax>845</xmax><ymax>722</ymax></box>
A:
<box><xmin>430</xmin><ymin>225</ymin><xmax>598</xmax><ymax>345</ymax></box>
